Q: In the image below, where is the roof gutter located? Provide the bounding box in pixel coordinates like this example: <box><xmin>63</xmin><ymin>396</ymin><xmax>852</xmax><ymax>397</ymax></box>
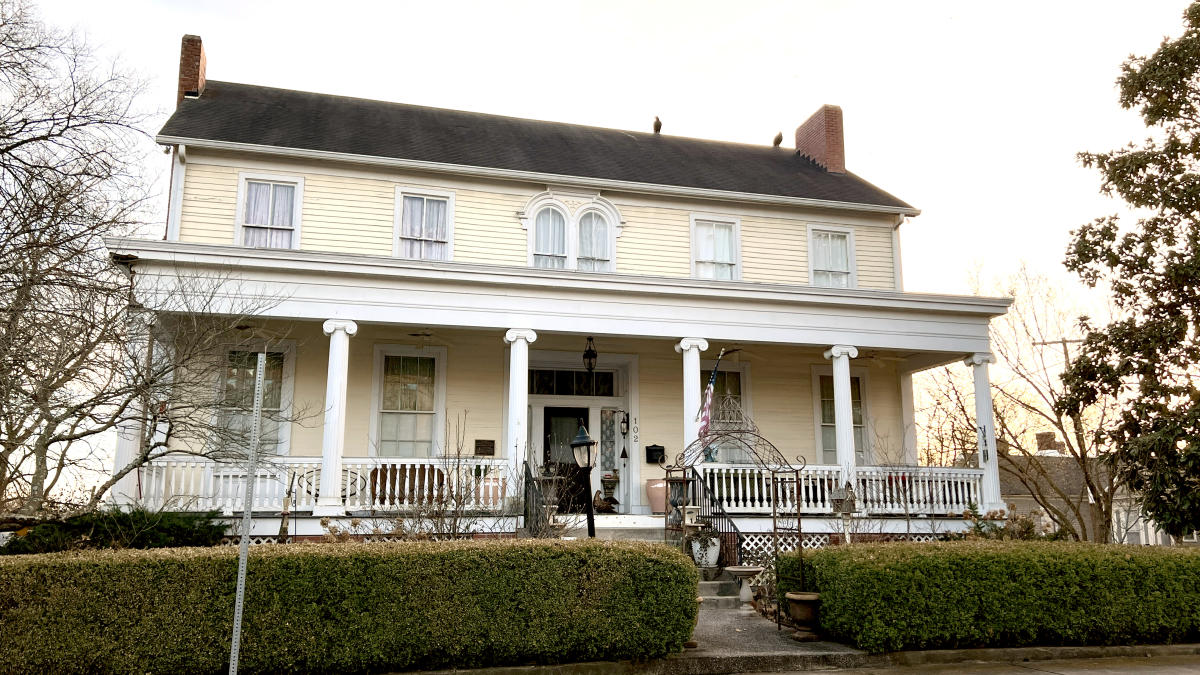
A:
<box><xmin>155</xmin><ymin>135</ymin><xmax>922</xmax><ymax>218</ymax></box>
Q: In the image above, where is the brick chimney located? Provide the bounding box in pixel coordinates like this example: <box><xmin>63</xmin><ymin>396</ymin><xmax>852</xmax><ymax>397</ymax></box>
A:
<box><xmin>1035</xmin><ymin>432</ymin><xmax>1057</xmax><ymax>451</ymax></box>
<box><xmin>795</xmin><ymin>105</ymin><xmax>845</xmax><ymax>174</ymax></box>
<box><xmin>177</xmin><ymin>35</ymin><xmax>206</xmax><ymax>106</ymax></box>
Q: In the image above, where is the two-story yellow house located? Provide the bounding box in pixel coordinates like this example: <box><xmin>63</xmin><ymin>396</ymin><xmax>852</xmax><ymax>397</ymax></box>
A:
<box><xmin>107</xmin><ymin>36</ymin><xmax>1009</xmax><ymax>543</ymax></box>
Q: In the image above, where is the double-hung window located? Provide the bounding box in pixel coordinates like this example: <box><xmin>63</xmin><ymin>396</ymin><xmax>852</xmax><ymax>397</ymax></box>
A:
<box><xmin>532</xmin><ymin>208</ymin><xmax>568</xmax><ymax>269</ymax></box>
<box><xmin>220</xmin><ymin>349</ymin><xmax>289</xmax><ymax>454</ymax></box>
<box><xmin>692</xmin><ymin>217</ymin><xmax>739</xmax><ymax>280</ymax></box>
<box><xmin>576</xmin><ymin>211</ymin><xmax>612</xmax><ymax>271</ymax></box>
<box><xmin>395</xmin><ymin>188</ymin><xmax>453</xmax><ymax>261</ymax></box>
<box><xmin>240</xmin><ymin>176</ymin><xmax>301</xmax><ymax>249</ymax></box>
<box><xmin>809</xmin><ymin>226</ymin><xmax>855</xmax><ymax>288</ymax></box>
<box><xmin>817</xmin><ymin>374</ymin><xmax>866</xmax><ymax>465</ymax></box>
<box><xmin>374</xmin><ymin>346</ymin><xmax>446</xmax><ymax>458</ymax></box>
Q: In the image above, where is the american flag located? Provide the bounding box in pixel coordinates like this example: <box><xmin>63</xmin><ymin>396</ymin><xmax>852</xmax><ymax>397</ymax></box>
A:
<box><xmin>696</xmin><ymin>348</ymin><xmax>732</xmax><ymax>438</ymax></box>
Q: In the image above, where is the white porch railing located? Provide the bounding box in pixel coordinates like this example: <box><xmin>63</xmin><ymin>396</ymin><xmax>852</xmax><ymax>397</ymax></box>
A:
<box><xmin>855</xmin><ymin>465</ymin><xmax>982</xmax><ymax>515</ymax></box>
<box><xmin>138</xmin><ymin>456</ymin><xmax>515</xmax><ymax>514</ymax></box>
<box><xmin>699</xmin><ymin>463</ymin><xmax>983</xmax><ymax>516</ymax></box>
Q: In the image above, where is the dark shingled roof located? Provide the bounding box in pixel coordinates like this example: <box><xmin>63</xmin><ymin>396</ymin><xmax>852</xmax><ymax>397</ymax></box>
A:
<box><xmin>158</xmin><ymin>81</ymin><xmax>915</xmax><ymax>211</ymax></box>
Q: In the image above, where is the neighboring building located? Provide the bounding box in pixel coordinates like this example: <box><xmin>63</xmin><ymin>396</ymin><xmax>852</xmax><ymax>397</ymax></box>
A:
<box><xmin>1000</xmin><ymin>431</ymin><xmax>1196</xmax><ymax>546</ymax></box>
<box><xmin>106</xmin><ymin>36</ymin><xmax>1011</xmax><ymax>542</ymax></box>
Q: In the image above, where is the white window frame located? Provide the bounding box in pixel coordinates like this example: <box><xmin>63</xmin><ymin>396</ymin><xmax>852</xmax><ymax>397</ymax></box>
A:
<box><xmin>521</xmin><ymin>191</ymin><xmax>621</xmax><ymax>272</ymax></box>
<box><xmin>368</xmin><ymin>344</ymin><xmax>448</xmax><ymax>458</ymax></box>
<box><xmin>215</xmin><ymin>340</ymin><xmax>297</xmax><ymax>456</ymax></box>
<box><xmin>807</xmin><ymin>223</ymin><xmax>858</xmax><ymax>289</ymax></box>
<box><xmin>689</xmin><ymin>213</ymin><xmax>742</xmax><ymax>281</ymax></box>
<box><xmin>393</xmin><ymin>185</ymin><xmax>455</xmax><ymax>261</ymax></box>
<box><xmin>234</xmin><ymin>171</ymin><xmax>304</xmax><ymax>250</ymax></box>
<box><xmin>810</xmin><ymin>364</ymin><xmax>872</xmax><ymax>465</ymax></box>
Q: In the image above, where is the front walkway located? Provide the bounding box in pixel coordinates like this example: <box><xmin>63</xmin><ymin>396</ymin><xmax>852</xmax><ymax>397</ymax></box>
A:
<box><xmin>677</xmin><ymin>606</ymin><xmax>878</xmax><ymax>673</ymax></box>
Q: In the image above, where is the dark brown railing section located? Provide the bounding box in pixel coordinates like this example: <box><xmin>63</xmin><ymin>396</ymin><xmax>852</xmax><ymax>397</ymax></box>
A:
<box><xmin>689</xmin><ymin>467</ymin><xmax>744</xmax><ymax>567</ymax></box>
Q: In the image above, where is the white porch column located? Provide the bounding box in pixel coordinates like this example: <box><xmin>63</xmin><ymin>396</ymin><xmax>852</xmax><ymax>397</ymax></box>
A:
<box><xmin>314</xmin><ymin>319</ymin><xmax>357</xmax><ymax>516</ymax></box>
<box><xmin>504</xmin><ymin>329</ymin><xmax>537</xmax><ymax>474</ymax></box>
<box><xmin>674</xmin><ymin>338</ymin><xmax>709</xmax><ymax>448</ymax></box>
<box><xmin>966</xmin><ymin>353</ymin><xmax>1004</xmax><ymax>512</ymax></box>
<box><xmin>111</xmin><ymin>316</ymin><xmax>154</xmax><ymax>507</ymax></box>
<box><xmin>823</xmin><ymin>345</ymin><xmax>859</xmax><ymax>487</ymax></box>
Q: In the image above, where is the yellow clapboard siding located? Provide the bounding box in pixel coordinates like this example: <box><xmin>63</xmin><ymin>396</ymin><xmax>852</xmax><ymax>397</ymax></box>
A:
<box><xmin>176</xmin><ymin>156</ymin><xmax>897</xmax><ymax>289</ymax></box>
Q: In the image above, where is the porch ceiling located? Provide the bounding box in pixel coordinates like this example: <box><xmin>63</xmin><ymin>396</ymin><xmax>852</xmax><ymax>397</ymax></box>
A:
<box><xmin>108</xmin><ymin>238</ymin><xmax>1009</xmax><ymax>357</ymax></box>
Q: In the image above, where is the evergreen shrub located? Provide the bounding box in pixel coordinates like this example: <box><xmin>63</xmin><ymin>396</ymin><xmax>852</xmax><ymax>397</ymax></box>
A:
<box><xmin>777</xmin><ymin>541</ymin><xmax>1200</xmax><ymax>653</ymax></box>
<box><xmin>0</xmin><ymin>508</ymin><xmax>225</xmax><ymax>555</ymax></box>
<box><xmin>0</xmin><ymin>539</ymin><xmax>698</xmax><ymax>674</ymax></box>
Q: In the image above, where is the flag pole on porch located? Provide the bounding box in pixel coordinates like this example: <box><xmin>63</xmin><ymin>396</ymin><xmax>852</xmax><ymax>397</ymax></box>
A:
<box><xmin>695</xmin><ymin>348</ymin><xmax>740</xmax><ymax>443</ymax></box>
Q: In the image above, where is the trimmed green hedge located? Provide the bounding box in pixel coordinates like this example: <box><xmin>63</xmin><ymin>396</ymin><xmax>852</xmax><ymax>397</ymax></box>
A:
<box><xmin>778</xmin><ymin>541</ymin><xmax>1200</xmax><ymax>653</ymax></box>
<box><xmin>0</xmin><ymin>539</ymin><xmax>698</xmax><ymax>674</ymax></box>
<box><xmin>0</xmin><ymin>508</ymin><xmax>226</xmax><ymax>554</ymax></box>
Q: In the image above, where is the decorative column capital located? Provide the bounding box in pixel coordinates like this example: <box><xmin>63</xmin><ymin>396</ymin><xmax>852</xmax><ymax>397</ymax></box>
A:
<box><xmin>674</xmin><ymin>338</ymin><xmax>709</xmax><ymax>354</ymax></box>
<box><xmin>964</xmin><ymin>352</ymin><xmax>995</xmax><ymax>367</ymax></box>
<box><xmin>322</xmin><ymin>319</ymin><xmax>358</xmax><ymax>337</ymax></box>
<box><xmin>504</xmin><ymin>328</ymin><xmax>538</xmax><ymax>344</ymax></box>
<box><xmin>823</xmin><ymin>344</ymin><xmax>859</xmax><ymax>360</ymax></box>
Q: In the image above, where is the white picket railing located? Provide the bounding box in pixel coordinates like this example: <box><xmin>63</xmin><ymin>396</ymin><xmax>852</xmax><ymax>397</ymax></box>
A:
<box><xmin>138</xmin><ymin>456</ymin><xmax>514</xmax><ymax>514</ymax></box>
<box><xmin>699</xmin><ymin>463</ymin><xmax>983</xmax><ymax>516</ymax></box>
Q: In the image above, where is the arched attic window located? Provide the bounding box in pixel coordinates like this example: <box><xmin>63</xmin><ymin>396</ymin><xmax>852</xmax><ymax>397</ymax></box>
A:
<box><xmin>523</xmin><ymin>193</ymin><xmax>621</xmax><ymax>272</ymax></box>
<box><xmin>576</xmin><ymin>210</ymin><xmax>611</xmax><ymax>271</ymax></box>
<box><xmin>532</xmin><ymin>207</ymin><xmax>568</xmax><ymax>269</ymax></box>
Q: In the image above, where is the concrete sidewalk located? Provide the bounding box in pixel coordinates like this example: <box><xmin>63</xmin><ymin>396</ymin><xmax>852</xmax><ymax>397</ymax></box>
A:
<box><xmin>827</xmin><ymin>654</ymin><xmax>1200</xmax><ymax>673</ymax></box>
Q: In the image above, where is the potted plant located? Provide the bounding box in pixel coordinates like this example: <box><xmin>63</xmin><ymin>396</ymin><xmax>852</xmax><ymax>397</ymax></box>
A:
<box><xmin>686</xmin><ymin>526</ymin><xmax>721</xmax><ymax>567</ymax></box>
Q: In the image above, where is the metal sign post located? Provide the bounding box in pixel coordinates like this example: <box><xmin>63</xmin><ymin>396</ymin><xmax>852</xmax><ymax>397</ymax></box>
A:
<box><xmin>228</xmin><ymin>351</ymin><xmax>266</xmax><ymax>675</ymax></box>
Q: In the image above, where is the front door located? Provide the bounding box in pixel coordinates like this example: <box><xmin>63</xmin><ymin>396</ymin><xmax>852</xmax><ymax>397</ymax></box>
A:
<box><xmin>543</xmin><ymin>407</ymin><xmax>591</xmax><ymax>513</ymax></box>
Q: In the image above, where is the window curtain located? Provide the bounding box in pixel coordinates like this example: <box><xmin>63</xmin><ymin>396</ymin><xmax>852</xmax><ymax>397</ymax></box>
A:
<box><xmin>577</xmin><ymin>211</ymin><xmax>609</xmax><ymax>271</ymax></box>
<box><xmin>400</xmin><ymin>196</ymin><xmax>425</xmax><ymax>258</ymax></box>
<box><xmin>423</xmin><ymin>198</ymin><xmax>448</xmax><ymax>260</ymax></box>
<box><xmin>813</xmin><ymin>231</ymin><xmax>850</xmax><ymax>287</ymax></box>
<box><xmin>243</xmin><ymin>181</ymin><xmax>294</xmax><ymax>249</ymax></box>
<box><xmin>695</xmin><ymin>221</ymin><xmax>735</xmax><ymax>279</ymax></box>
<box><xmin>533</xmin><ymin>208</ymin><xmax>567</xmax><ymax>268</ymax></box>
<box><xmin>380</xmin><ymin>355</ymin><xmax>436</xmax><ymax>457</ymax></box>
<box><xmin>399</xmin><ymin>196</ymin><xmax>449</xmax><ymax>261</ymax></box>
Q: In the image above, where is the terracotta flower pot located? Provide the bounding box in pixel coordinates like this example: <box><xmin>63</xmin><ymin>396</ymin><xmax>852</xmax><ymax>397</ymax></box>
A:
<box><xmin>646</xmin><ymin>479</ymin><xmax>667</xmax><ymax>514</ymax></box>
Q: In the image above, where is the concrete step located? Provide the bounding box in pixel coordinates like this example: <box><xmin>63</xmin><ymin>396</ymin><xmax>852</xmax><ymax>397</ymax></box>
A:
<box><xmin>698</xmin><ymin>595</ymin><xmax>741</xmax><ymax>610</ymax></box>
<box><xmin>698</xmin><ymin>580</ymin><xmax>738</xmax><ymax>597</ymax></box>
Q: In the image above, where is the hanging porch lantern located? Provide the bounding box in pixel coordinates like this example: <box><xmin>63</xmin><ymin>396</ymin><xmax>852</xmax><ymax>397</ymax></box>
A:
<box><xmin>582</xmin><ymin>336</ymin><xmax>598</xmax><ymax>372</ymax></box>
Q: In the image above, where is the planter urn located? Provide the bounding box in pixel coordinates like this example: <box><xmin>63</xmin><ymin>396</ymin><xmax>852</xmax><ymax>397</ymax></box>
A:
<box><xmin>689</xmin><ymin>534</ymin><xmax>721</xmax><ymax>567</ymax></box>
<box><xmin>785</xmin><ymin>592</ymin><xmax>820</xmax><ymax>630</ymax></box>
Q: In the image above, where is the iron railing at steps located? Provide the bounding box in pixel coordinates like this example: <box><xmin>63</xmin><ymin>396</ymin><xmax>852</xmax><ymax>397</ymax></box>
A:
<box><xmin>689</xmin><ymin>466</ymin><xmax>744</xmax><ymax>567</ymax></box>
<box><xmin>523</xmin><ymin>459</ymin><xmax>554</xmax><ymax>538</ymax></box>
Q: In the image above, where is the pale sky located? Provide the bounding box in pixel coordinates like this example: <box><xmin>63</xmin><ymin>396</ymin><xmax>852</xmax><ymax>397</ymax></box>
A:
<box><xmin>41</xmin><ymin>0</ymin><xmax>1191</xmax><ymax>295</ymax></box>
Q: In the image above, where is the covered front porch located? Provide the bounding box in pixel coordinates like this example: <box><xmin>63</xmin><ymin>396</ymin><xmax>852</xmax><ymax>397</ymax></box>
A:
<box><xmin>124</xmin><ymin>322</ymin><xmax>998</xmax><ymax>529</ymax></box>
<box><xmin>108</xmin><ymin>238</ymin><xmax>1010</xmax><ymax>531</ymax></box>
